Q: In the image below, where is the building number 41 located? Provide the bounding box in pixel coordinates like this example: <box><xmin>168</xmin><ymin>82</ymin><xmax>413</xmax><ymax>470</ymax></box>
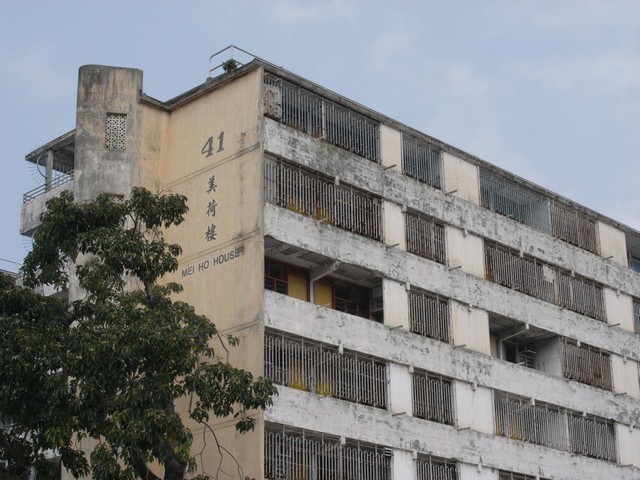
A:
<box><xmin>201</xmin><ymin>132</ymin><xmax>224</xmax><ymax>157</ymax></box>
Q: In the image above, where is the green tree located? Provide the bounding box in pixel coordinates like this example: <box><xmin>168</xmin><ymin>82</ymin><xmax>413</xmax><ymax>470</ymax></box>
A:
<box><xmin>0</xmin><ymin>188</ymin><xmax>276</xmax><ymax>480</ymax></box>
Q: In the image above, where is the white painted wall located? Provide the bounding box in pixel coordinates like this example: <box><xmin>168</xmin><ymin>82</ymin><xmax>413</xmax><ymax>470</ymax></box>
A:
<box><xmin>442</xmin><ymin>151</ymin><xmax>480</xmax><ymax>205</ymax></box>
<box><xmin>383</xmin><ymin>200</ymin><xmax>406</xmax><ymax>250</ymax></box>
<box><xmin>535</xmin><ymin>338</ymin><xmax>563</xmax><ymax>377</ymax></box>
<box><xmin>388</xmin><ymin>363</ymin><xmax>412</xmax><ymax>416</ymax></box>
<box><xmin>379</xmin><ymin>124</ymin><xmax>402</xmax><ymax>172</ymax></box>
<box><xmin>458</xmin><ymin>463</ymin><xmax>498</xmax><ymax>480</ymax></box>
<box><xmin>451</xmin><ymin>301</ymin><xmax>490</xmax><ymax>354</ymax></box>
<box><xmin>604</xmin><ymin>288</ymin><xmax>635</xmax><ymax>333</ymax></box>
<box><xmin>617</xmin><ymin>424</ymin><xmax>640</xmax><ymax>467</ymax></box>
<box><xmin>392</xmin><ymin>449</ymin><xmax>414</xmax><ymax>480</ymax></box>
<box><xmin>598</xmin><ymin>221</ymin><xmax>628</xmax><ymax>268</ymax></box>
<box><xmin>383</xmin><ymin>278</ymin><xmax>409</xmax><ymax>329</ymax></box>
<box><xmin>611</xmin><ymin>354</ymin><xmax>640</xmax><ymax>399</ymax></box>
<box><xmin>454</xmin><ymin>382</ymin><xmax>494</xmax><ymax>434</ymax></box>
<box><xmin>446</xmin><ymin>226</ymin><xmax>485</xmax><ymax>277</ymax></box>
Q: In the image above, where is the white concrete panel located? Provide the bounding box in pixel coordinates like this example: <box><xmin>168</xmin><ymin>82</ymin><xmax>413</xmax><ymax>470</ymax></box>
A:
<box><xmin>446</xmin><ymin>226</ymin><xmax>484</xmax><ymax>278</ymax></box>
<box><xmin>451</xmin><ymin>301</ymin><xmax>490</xmax><ymax>354</ymax></box>
<box><xmin>443</xmin><ymin>151</ymin><xmax>480</xmax><ymax>206</ymax></box>
<box><xmin>392</xmin><ymin>448</ymin><xmax>414</xmax><ymax>480</ymax></box>
<box><xmin>598</xmin><ymin>221</ymin><xmax>628</xmax><ymax>268</ymax></box>
<box><xmin>617</xmin><ymin>424</ymin><xmax>640</xmax><ymax>467</ymax></box>
<box><xmin>380</xmin><ymin>124</ymin><xmax>402</xmax><ymax>172</ymax></box>
<box><xmin>383</xmin><ymin>200</ymin><xmax>406</xmax><ymax>249</ymax></box>
<box><xmin>383</xmin><ymin>278</ymin><xmax>409</xmax><ymax>329</ymax></box>
<box><xmin>455</xmin><ymin>382</ymin><xmax>494</xmax><ymax>434</ymax></box>
<box><xmin>604</xmin><ymin>288</ymin><xmax>635</xmax><ymax>333</ymax></box>
<box><xmin>611</xmin><ymin>354</ymin><xmax>640</xmax><ymax>399</ymax></box>
<box><xmin>388</xmin><ymin>363</ymin><xmax>412</xmax><ymax>416</ymax></box>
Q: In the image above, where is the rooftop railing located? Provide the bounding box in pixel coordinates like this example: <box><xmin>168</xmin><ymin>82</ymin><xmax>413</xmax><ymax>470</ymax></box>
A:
<box><xmin>265</xmin><ymin>157</ymin><xmax>382</xmax><ymax>241</ymax></box>
<box><xmin>402</xmin><ymin>134</ymin><xmax>443</xmax><ymax>190</ymax></box>
<box><xmin>265</xmin><ymin>425</ymin><xmax>391</xmax><ymax>480</ymax></box>
<box><xmin>480</xmin><ymin>168</ymin><xmax>599</xmax><ymax>254</ymax></box>
<box><xmin>22</xmin><ymin>171</ymin><xmax>74</xmax><ymax>203</ymax></box>
<box><xmin>494</xmin><ymin>392</ymin><xmax>616</xmax><ymax>462</ymax></box>
<box><xmin>264</xmin><ymin>331</ymin><xmax>387</xmax><ymax>409</ymax></box>
<box><xmin>484</xmin><ymin>240</ymin><xmax>605</xmax><ymax>321</ymax></box>
<box><xmin>265</xmin><ymin>73</ymin><xmax>380</xmax><ymax>162</ymax></box>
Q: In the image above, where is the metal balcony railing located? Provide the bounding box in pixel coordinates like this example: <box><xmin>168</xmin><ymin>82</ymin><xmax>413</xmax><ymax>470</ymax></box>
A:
<box><xmin>494</xmin><ymin>393</ymin><xmax>616</xmax><ymax>462</ymax></box>
<box><xmin>264</xmin><ymin>331</ymin><xmax>387</xmax><ymax>409</ymax></box>
<box><xmin>484</xmin><ymin>241</ymin><xmax>605</xmax><ymax>321</ymax></box>
<box><xmin>480</xmin><ymin>168</ymin><xmax>599</xmax><ymax>254</ymax></box>
<box><xmin>412</xmin><ymin>371</ymin><xmax>454</xmax><ymax>425</ymax></box>
<box><xmin>561</xmin><ymin>338</ymin><xmax>612</xmax><ymax>390</ymax></box>
<box><xmin>265</xmin><ymin>157</ymin><xmax>382</xmax><ymax>241</ymax></box>
<box><xmin>402</xmin><ymin>134</ymin><xmax>442</xmax><ymax>190</ymax></box>
<box><xmin>265</xmin><ymin>73</ymin><xmax>380</xmax><ymax>162</ymax></box>
<box><xmin>416</xmin><ymin>455</ymin><xmax>457</xmax><ymax>480</ymax></box>
<box><xmin>265</xmin><ymin>426</ymin><xmax>391</xmax><ymax>480</ymax></box>
<box><xmin>23</xmin><ymin>171</ymin><xmax>74</xmax><ymax>203</ymax></box>
<box><xmin>406</xmin><ymin>212</ymin><xmax>446</xmax><ymax>264</ymax></box>
<box><xmin>408</xmin><ymin>290</ymin><xmax>450</xmax><ymax>343</ymax></box>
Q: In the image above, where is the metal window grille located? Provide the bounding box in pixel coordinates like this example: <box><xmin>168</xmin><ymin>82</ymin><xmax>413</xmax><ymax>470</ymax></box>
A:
<box><xmin>484</xmin><ymin>241</ymin><xmax>605</xmax><ymax>321</ymax></box>
<box><xmin>479</xmin><ymin>168</ymin><xmax>551</xmax><ymax>233</ymax></box>
<box><xmin>550</xmin><ymin>201</ymin><xmax>598</xmax><ymax>254</ymax></box>
<box><xmin>265</xmin><ymin>73</ymin><xmax>380</xmax><ymax>162</ymax></box>
<box><xmin>408</xmin><ymin>290</ymin><xmax>450</xmax><ymax>342</ymax></box>
<box><xmin>412</xmin><ymin>370</ymin><xmax>454</xmax><ymax>425</ymax></box>
<box><xmin>561</xmin><ymin>338</ymin><xmax>612</xmax><ymax>390</ymax></box>
<box><xmin>499</xmin><ymin>471</ymin><xmax>550</xmax><ymax>480</ymax></box>
<box><xmin>416</xmin><ymin>455</ymin><xmax>458</xmax><ymax>480</ymax></box>
<box><xmin>264</xmin><ymin>157</ymin><xmax>382</xmax><ymax>241</ymax></box>
<box><xmin>402</xmin><ymin>135</ymin><xmax>442</xmax><ymax>190</ymax></box>
<box><xmin>104</xmin><ymin>113</ymin><xmax>127</xmax><ymax>149</ymax></box>
<box><xmin>405</xmin><ymin>212</ymin><xmax>446</xmax><ymax>264</ymax></box>
<box><xmin>633</xmin><ymin>299</ymin><xmax>640</xmax><ymax>334</ymax></box>
<box><xmin>494</xmin><ymin>393</ymin><xmax>616</xmax><ymax>462</ymax></box>
<box><xmin>265</xmin><ymin>425</ymin><xmax>391</xmax><ymax>480</ymax></box>
<box><xmin>264</xmin><ymin>331</ymin><xmax>387</xmax><ymax>408</ymax></box>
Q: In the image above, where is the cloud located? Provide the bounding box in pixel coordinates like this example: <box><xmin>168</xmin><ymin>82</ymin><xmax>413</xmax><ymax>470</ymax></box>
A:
<box><xmin>262</xmin><ymin>0</ymin><xmax>357</xmax><ymax>23</ymax></box>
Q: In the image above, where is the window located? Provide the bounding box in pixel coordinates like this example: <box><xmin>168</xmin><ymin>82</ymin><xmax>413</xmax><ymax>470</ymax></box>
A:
<box><xmin>104</xmin><ymin>113</ymin><xmax>127</xmax><ymax>149</ymax></box>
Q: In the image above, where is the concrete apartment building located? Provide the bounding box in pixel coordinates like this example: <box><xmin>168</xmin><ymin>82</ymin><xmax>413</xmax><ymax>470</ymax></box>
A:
<box><xmin>20</xmin><ymin>49</ymin><xmax>640</xmax><ymax>480</ymax></box>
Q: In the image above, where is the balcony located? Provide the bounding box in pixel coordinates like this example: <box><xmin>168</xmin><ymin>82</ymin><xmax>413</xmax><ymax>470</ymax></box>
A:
<box><xmin>412</xmin><ymin>369</ymin><xmax>454</xmax><ymax>425</ymax></box>
<box><xmin>490</xmin><ymin>314</ymin><xmax>612</xmax><ymax>391</ymax></box>
<box><xmin>265</xmin><ymin>424</ymin><xmax>391</xmax><ymax>480</ymax></box>
<box><xmin>264</xmin><ymin>330</ymin><xmax>387</xmax><ymax>409</ymax></box>
<box><xmin>480</xmin><ymin>167</ymin><xmax>598</xmax><ymax>254</ymax></box>
<box><xmin>405</xmin><ymin>210</ymin><xmax>446</xmax><ymax>265</ymax></box>
<box><xmin>402</xmin><ymin>134</ymin><xmax>443</xmax><ymax>190</ymax></box>
<box><xmin>416</xmin><ymin>455</ymin><xmax>457</xmax><ymax>480</ymax></box>
<box><xmin>265</xmin><ymin>238</ymin><xmax>384</xmax><ymax>323</ymax></box>
<box><xmin>494</xmin><ymin>392</ymin><xmax>616</xmax><ymax>462</ymax></box>
<box><xmin>264</xmin><ymin>73</ymin><xmax>380</xmax><ymax>163</ymax></box>
<box><xmin>265</xmin><ymin>157</ymin><xmax>382</xmax><ymax>242</ymax></box>
<box><xmin>484</xmin><ymin>240</ymin><xmax>605</xmax><ymax>321</ymax></box>
<box><xmin>408</xmin><ymin>289</ymin><xmax>451</xmax><ymax>343</ymax></box>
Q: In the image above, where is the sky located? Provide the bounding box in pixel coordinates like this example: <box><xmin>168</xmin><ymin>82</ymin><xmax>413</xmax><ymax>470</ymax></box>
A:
<box><xmin>0</xmin><ymin>0</ymin><xmax>638</xmax><ymax>273</ymax></box>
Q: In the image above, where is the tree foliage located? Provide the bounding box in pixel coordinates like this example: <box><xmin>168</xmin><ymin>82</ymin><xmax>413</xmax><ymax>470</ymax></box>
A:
<box><xmin>0</xmin><ymin>188</ymin><xmax>276</xmax><ymax>480</ymax></box>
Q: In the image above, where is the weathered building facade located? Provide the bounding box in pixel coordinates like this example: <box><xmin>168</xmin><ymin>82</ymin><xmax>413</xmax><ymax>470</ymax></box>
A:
<box><xmin>21</xmin><ymin>51</ymin><xmax>640</xmax><ymax>480</ymax></box>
